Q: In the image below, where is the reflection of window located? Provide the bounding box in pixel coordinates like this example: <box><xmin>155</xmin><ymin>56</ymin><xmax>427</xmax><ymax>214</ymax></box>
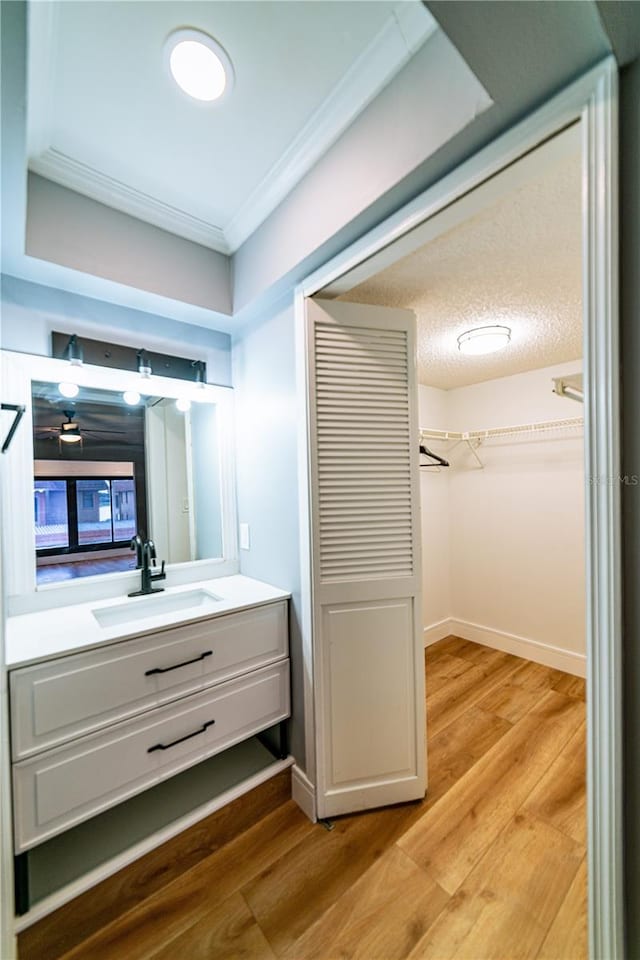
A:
<box><xmin>33</xmin><ymin>480</ymin><xmax>70</xmax><ymax>550</ymax></box>
<box><xmin>34</xmin><ymin>477</ymin><xmax>137</xmax><ymax>555</ymax></box>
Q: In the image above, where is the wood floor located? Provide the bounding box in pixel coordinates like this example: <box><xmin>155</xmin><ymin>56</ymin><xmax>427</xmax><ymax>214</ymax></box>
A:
<box><xmin>43</xmin><ymin>638</ymin><xmax>587</xmax><ymax>960</ymax></box>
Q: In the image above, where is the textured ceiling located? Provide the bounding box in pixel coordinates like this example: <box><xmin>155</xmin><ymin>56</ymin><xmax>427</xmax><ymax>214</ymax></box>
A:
<box><xmin>339</xmin><ymin>137</ymin><xmax>582</xmax><ymax>389</ymax></box>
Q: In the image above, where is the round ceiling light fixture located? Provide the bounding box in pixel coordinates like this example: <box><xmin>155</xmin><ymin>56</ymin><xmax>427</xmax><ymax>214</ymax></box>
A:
<box><xmin>165</xmin><ymin>28</ymin><xmax>233</xmax><ymax>102</ymax></box>
<box><xmin>457</xmin><ymin>325</ymin><xmax>512</xmax><ymax>356</ymax></box>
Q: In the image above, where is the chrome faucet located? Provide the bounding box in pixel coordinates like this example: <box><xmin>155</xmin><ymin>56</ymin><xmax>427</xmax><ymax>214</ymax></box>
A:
<box><xmin>129</xmin><ymin>536</ymin><xmax>166</xmax><ymax>597</ymax></box>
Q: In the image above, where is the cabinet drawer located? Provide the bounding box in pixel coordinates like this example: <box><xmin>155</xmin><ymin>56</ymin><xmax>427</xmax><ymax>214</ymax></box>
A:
<box><xmin>13</xmin><ymin>659</ymin><xmax>290</xmax><ymax>851</ymax></box>
<box><xmin>10</xmin><ymin>600</ymin><xmax>288</xmax><ymax>759</ymax></box>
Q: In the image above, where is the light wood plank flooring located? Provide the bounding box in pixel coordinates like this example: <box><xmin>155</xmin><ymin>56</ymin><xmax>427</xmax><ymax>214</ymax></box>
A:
<box><xmin>47</xmin><ymin>638</ymin><xmax>587</xmax><ymax>960</ymax></box>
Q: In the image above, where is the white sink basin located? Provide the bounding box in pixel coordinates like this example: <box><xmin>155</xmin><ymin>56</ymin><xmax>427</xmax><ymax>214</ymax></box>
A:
<box><xmin>92</xmin><ymin>589</ymin><xmax>223</xmax><ymax>628</ymax></box>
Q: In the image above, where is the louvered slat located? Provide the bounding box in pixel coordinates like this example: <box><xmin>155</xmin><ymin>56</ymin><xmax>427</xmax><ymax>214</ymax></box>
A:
<box><xmin>314</xmin><ymin>321</ymin><xmax>413</xmax><ymax>582</ymax></box>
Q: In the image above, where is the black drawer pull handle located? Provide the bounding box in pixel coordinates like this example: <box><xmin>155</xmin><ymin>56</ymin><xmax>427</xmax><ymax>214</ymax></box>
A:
<box><xmin>147</xmin><ymin>719</ymin><xmax>215</xmax><ymax>753</ymax></box>
<box><xmin>145</xmin><ymin>650</ymin><xmax>213</xmax><ymax>676</ymax></box>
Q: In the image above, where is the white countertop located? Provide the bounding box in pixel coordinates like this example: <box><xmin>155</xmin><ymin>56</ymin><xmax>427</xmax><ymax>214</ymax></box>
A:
<box><xmin>5</xmin><ymin>575</ymin><xmax>290</xmax><ymax>669</ymax></box>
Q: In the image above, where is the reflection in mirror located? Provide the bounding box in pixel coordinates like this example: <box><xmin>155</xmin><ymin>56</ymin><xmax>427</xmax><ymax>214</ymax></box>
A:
<box><xmin>32</xmin><ymin>382</ymin><xmax>223</xmax><ymax>585</ymax></box>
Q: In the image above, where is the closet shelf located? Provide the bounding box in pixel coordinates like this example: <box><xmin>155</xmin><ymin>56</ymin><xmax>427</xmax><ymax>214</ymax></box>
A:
<box><xmin>419</xmin><ymin>417</ymin><xmax>584</xmax><ymax>470</ymax></box>
<box><xmin>420</xmin><ymin>416</ymin><xmax>584</xmax><ymax>443</ymax></box>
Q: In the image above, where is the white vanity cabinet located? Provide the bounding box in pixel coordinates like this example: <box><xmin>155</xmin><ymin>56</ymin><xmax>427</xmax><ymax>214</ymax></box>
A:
<box><xmin>13</xmin><ymin>659</ymin><xmax>289</xmax><ymax>851</ymax></box>
<box><xmin>11</xmin><ymin>600</ymin><xmax>288</xmax><ymax>759</ymax></box>
<box><xmin>8</xmin><ymin>592</ymin><xmax>290</xmax><ymax>915</ymax></box>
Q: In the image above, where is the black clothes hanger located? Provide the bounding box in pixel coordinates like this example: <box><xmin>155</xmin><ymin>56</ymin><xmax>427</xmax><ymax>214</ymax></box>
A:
<box><xmin>419</xmin><ymin>443</ymin><xmax>449</xmax><ymax>468</ymax></box>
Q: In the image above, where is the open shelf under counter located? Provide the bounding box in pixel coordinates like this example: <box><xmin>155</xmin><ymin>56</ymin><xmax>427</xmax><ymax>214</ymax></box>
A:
<box><xmin>15</xmin><ymin>734</ymin><xmax>292</xmax><ymax>930</ymax></box>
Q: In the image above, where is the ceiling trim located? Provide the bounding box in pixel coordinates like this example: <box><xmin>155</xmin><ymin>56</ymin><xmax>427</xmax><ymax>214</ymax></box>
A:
<box><xmin>27</xmin><ymin>2</ymin><xmax>436</xmax><ymax>255</ymax></box>
<box><xmin>223</xmin><ymin>3</ymin><xmax>437</xmax><ymax>251</ymax></box>
<box><xmin>28</xmin><ymin>148</ymin><xmax>230</xmax><ymax>252</ymax></box>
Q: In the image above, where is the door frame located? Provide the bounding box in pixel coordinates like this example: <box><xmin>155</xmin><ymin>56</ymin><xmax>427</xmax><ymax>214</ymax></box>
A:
<box><xmin>294</xmin><ymin>57</ymin><xmax>622</xmax><ymax>959</ymax></box>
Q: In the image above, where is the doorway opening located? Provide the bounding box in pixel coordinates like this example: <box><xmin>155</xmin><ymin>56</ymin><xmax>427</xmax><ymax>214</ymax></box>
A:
<box><xmin>317</xmin><ymin>121</ymin><xmax>587</xmax><ymax>956</ymax></box>
<box><xmin>296</xmin><ymin>60</ymin><xmax>620</xmax><ymax>960</ymax></box>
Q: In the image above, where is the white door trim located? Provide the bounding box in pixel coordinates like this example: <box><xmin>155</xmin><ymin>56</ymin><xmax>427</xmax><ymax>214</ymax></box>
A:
<box><xmin>295</xmin><ymin>57</ymin><xmax>622</xmax><ymax>958</ymax></box>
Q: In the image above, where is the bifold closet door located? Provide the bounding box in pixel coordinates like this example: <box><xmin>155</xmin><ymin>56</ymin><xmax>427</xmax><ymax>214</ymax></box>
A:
<box><xmin>305</xmin><ymin>298</ymin><xmax>426</xmax><ymax>818</ymax></box>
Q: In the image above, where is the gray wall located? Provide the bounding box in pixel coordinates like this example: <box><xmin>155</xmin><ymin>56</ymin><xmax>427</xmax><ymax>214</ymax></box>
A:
<box><xmin>620</xmin><ymin>57</ymin><xmax>640</xmax><ymax>960</ymax></box>
<box><xmin>26</xmin><ymin>174</ymin><xmax>232</xmax><ymax>316</ymax></box>
<box><xmin>0</xmin><ymin>275</ymin><xmax>232</xmax><ymax>386</ymax></box>
<box><xmin>231</xmin><ymin>297</ymin><xmax>305</xmax><ymax>766</ymax></box>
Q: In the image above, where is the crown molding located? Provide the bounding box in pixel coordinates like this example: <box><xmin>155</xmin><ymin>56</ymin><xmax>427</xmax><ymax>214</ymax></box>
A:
<box><xmin>224</xmin><ymin>4</ymin><xmax>437</xmax><ymax>251</ymax></box>
<box><xmin>28</xmin><ymin>149</ymin><xmax>230</xmax><ymax>253</ymax></box>
<box><xmin>26</xmin><ymin>2</ymin><xmax>436</xmax><ymax>257</ymax></box>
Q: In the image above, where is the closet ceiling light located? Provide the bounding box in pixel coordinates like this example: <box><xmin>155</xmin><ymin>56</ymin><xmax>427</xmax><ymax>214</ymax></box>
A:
<box><xmin>457</xmin><ymin>325</ymin><xmax>511</xmax><ymax>356</ymax></box>
<box><xmin>123</xmin><ymin>390</ymin><xmax>141</xmax><ymax>406</ymax></box>
<box><xmin>166</xmin><ymin>29</ymin><xmax>233</xmax><ymax>102</ymax></box>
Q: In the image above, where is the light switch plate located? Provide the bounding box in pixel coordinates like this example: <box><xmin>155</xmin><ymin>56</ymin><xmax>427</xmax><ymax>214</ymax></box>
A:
<box><xmin>239</xmin><ymin>523</ymin><xmax>250</xmax><ymax>550</ymax></box>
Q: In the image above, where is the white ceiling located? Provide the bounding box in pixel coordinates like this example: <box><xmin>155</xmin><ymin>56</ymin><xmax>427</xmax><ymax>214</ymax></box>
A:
<box><xmin>338</xmin><ymin>126</ymin><xmax>582</xmax><ymax>389</ymax></box>
<box><xmin>27</xmin><ymin>0</ymin><xmax>436</xmax><ymax>255</ymax></box>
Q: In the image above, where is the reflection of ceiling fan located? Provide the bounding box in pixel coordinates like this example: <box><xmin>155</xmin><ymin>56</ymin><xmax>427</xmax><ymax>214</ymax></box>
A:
<box><xmin>59</xmin><ymin>410</ymin><xmax>82</xmax><ymax>444</ymax></box>
<box><xmin>34</xmin><ymin>408</ymin><xmax>130</xmax><ymax>447</ymax></box>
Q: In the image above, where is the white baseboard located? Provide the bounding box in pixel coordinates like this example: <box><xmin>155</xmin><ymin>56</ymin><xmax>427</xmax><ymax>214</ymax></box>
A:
<box><xmin>425</xmin><ymin>617</ymin><xmax>586</xmax><ymax>678</ymax></box>
<box><xmin>291</xmin><ymin>764</ymin><xmax>317</xmax><ymax>823</ymax></box>
<box><xmin>423</xmin><ymin>619</ymin><xmax>454</xmax><ymax>647</ymax></box>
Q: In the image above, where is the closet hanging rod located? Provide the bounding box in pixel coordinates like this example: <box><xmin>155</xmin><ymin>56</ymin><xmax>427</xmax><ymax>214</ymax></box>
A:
<box><xmin>552</xmin><ymin>375</ymin><xmax>584</xmax><ymax>404</ymax></box>
<box><xmin>420</xmin><ymin>416</ymin><xmax>584</xmax><ymax>442</ymax></box>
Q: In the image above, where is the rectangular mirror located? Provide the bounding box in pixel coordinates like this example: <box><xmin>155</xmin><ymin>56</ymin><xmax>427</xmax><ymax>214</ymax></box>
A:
<box><xmin>31</xmin><ymin>382</ymin><xmax>223</xmax><ymax>585</ymax></box>
<box><xmin>1</xmin><ymin>350</ymin><xmax>237</xmax><ymax>605</ymax></box>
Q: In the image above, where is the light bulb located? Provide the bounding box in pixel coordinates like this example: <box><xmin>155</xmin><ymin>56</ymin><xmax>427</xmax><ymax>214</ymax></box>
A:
<box><xmin>123</xmin><ymin>390</ymin><xmax>141</xmax><ymax>406</ymax></box>
<box><xmin>58</xmin><ymin>382</ymin><xmax>79</xmax><ymax>399</ymax></box>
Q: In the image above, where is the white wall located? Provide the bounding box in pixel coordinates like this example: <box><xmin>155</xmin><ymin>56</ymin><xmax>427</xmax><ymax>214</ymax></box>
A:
<box><xmin>419</xmin><ymin>360</ymin><xmax>586</xmax><ymax>673</ymax></box>
<box><xmin>418</xmin><ymin>385</ymin><xmax>451</xmax><ymax>633</ymax></box>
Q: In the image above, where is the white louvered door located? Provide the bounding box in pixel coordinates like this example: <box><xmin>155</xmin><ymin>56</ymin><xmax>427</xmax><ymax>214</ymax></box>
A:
<box><xmin>306</xmin><ymin>298</ymin><xmax>425</xmax><ymax>818</ymax></box>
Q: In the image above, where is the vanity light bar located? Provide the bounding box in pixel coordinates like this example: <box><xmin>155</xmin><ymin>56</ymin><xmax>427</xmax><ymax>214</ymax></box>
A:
<box><xmin>51</xmin><ymin>333</ymin><xmax>207</xmax><ymax>386</ymax></box>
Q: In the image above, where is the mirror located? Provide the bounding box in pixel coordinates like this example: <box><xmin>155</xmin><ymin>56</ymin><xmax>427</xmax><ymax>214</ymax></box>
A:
<box><xmin>31</xmin><ymin>382</ymin><xmax>223</xmax><ymax>585</ymax></box>
<box><xmin>0</xmin><ymin>350</ymin><xmax>238</xmax><ymax>600</ymax></box>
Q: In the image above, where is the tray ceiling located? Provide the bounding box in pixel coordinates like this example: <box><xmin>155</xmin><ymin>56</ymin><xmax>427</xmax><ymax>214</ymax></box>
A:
<box><xmin>27</xmin><ymin>0</ymin><xmax>436</xmax><ymax>254</ymax></box>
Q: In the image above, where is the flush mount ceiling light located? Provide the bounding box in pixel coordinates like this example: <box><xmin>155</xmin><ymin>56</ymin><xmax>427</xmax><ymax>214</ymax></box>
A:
<box><xmin>457</xmin><ymin>325</ymin><xmax>512</xmax><ymax>356</ymax></box>
<box><xmin>165</xmin><ymin>28</ymin><xmax>233</xmax><ymax>102</ymax></box>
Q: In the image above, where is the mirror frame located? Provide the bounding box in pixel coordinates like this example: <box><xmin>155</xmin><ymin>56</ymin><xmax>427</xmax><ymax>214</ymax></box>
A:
<box><xmin>1</xmin><ymin>350</ymin><xmax>239</xmax><ymax>612</ymax></box>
